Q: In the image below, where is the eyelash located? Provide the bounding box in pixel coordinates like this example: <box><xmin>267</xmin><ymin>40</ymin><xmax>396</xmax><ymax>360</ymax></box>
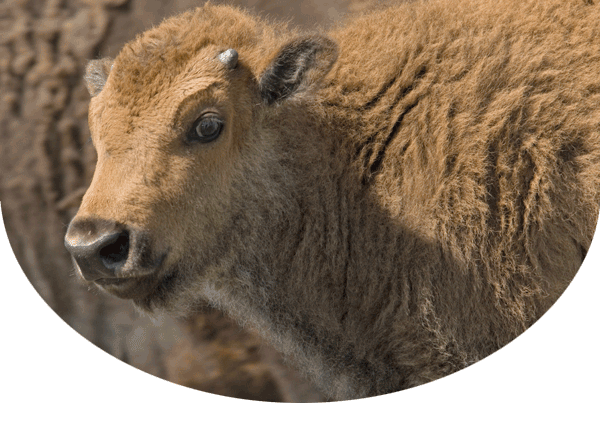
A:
<box><xmin>186</xmin><ymin>113</ymin><xmax>224</xmax><ymax>144</ymax></box>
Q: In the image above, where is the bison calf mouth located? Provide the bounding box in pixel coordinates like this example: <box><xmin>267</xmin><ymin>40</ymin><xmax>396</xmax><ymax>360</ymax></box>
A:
<box><xmin>93</xmin><ymin>273</ymin><xmax>166</xmax><ymax>300</ymax></box>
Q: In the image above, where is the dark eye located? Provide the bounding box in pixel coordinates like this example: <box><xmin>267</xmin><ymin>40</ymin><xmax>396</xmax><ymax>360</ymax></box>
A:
<box><xmin>188</xmin><ymin>113</ymin><xmax>224</xmax><ymax>143</ymax></box>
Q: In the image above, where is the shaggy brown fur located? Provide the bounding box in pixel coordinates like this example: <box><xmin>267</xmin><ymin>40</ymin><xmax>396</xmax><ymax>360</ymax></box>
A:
<box><xmin>65</xmin><ymin>0</ymin><xmax>600</xmax><ymax>400</ymax></box>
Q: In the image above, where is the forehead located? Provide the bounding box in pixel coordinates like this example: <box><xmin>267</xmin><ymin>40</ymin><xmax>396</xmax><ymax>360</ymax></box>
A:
<box><xmin>102</xmin><ymin>4</ymin><xmax>267</xmax><ymax>111</ymax></box>
<box><xmin>108</xmin><ymin>42</ymin><xmax>226</xmax><ymax>110</ymax></box>
<box><xmin>89</xmin><ymin>4</ymin><xmax>270</xmax><ymax>142</ymax></box>
<box><xmin>89</xmin><ymin>49</ymin><xmax>230</xmax><ymax>144</ymax></box>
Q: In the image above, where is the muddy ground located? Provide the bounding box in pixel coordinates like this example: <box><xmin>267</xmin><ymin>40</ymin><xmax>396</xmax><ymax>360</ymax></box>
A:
<box><xmin>0</xmin><ymin>0</ymin><xmax>394</xmax><ymax>402</ymax></box>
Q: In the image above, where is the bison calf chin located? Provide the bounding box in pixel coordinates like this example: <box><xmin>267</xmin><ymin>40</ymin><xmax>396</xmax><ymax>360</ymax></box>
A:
<box><xmin>64</xmin><ymin>0</ymin><xmax>600</xmax><ymax>400</ymax></box>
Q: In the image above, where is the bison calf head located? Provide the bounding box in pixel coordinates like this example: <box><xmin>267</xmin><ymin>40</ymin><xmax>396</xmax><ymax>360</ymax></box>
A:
<box><xmin>64</xmin><ymin>5</ymin><xmax>337</xmax><ymax>313</ymax></box>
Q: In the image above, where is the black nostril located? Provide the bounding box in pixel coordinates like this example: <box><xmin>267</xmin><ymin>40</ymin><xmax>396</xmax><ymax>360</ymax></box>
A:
<box><xmin>64</xmin><ymin>218</ymin><xmax>132</xmax><ymax>281</ymax></box>
<box><xmin>99</xmin><ymin>231</ymin><xmax>129</xmax><ymax>269</ymax></box>
<box><xmin>65</xmin><ymin>218</ymin><xmax>163</xmax><ymax>286</ymax></box>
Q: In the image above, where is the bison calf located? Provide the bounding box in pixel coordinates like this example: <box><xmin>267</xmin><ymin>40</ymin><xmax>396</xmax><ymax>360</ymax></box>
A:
<box><xmin>64</xmin><ymin>0</ymin><xmax>600</xmax><ymax>400</ymax></box>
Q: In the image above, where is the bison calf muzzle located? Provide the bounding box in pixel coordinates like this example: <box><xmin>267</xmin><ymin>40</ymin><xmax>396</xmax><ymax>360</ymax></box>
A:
<box><xmin>65</xmin><ymin>218</ymin><xmax>164</xmax><ymax>298</ymax></box>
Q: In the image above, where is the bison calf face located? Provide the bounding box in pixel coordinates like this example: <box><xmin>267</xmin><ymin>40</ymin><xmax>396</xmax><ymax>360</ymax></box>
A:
<box><xmin>64</xmin><ymin>13</ymin><xmax>338</xmax><ymax>313</ymax></box>
<box><xmin>64</xmin><ymin>44</ymin><xmax>255</xmax><ymax>307</ymax></box>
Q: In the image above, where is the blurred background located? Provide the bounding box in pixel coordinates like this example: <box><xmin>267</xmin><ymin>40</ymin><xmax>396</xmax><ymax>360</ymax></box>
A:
<box><xmin>0</xmin><ymin>0</ymin><xmax>395</xmax><ymax>402</ymax></box>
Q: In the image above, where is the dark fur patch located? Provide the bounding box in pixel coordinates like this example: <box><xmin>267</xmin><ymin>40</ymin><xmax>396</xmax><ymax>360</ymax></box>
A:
<box><xmin>259</xmin><ymin>35</ymin><xmax>337</xmax><ymax>104</ymax></box>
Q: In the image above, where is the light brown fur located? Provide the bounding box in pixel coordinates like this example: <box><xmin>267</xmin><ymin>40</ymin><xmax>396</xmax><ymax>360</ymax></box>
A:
<box><xmin>67</xmin><ymin>0</ymin><xmax>600</xmax><ymax>400</ymax></box>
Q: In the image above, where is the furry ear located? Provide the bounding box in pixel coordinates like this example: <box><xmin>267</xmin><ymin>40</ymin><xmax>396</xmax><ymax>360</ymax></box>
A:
<box><xmin>84</xmin><ymin>58</ymin><xmax>113</xmax><ymax>97</ymax></box>
<box><xmin>259</xmin><ymin>35</ymin><xmax>338</xmax><ymax>105</ymax></box>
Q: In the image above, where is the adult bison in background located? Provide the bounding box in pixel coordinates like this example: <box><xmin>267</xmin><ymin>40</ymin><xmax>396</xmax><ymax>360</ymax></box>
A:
<box><xmin>62</xmin><ymin>0</ymin><xmax>600</xmax><ymax>400</ymax></box>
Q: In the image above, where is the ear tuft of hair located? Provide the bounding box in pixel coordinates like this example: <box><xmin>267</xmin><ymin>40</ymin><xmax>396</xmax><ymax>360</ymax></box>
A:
<box><xmin>84</xmin><ymin>58</ymin><xmax>114</xmax><ymax>97</ymax></box>
<box><xmin>259</xmin><ymin>35</ymin><xmax>338</xmax><ymax>105</ymax></box>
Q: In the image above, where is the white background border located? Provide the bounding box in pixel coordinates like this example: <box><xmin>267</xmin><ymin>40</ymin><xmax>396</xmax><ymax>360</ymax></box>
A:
<box><xmin>1</xmin><ymin>201</ymin><xmax>598</xmax><ymax>429</ymax></box>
